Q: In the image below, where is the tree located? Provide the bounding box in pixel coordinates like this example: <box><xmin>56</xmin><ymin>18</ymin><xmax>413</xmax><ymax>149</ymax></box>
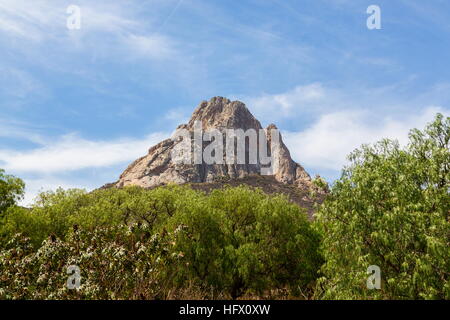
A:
<box><xmin>0</xmin><ymin>169</ymin><xmax>25</xmax><ymax>216</ymax></box>
<box><xmin>0</xmin><ymin>184</ymin><xmax>323</xmax><ymax>299</ymax></box>
<box><xmin>316</xmin><ymin>114</ymin><xmax>449</xmax><ymax>299</ymax></box>
<box><xmin>164</xmin><ymin>186</ymin><xmax>322</xmax><ymax>299</ymax></box>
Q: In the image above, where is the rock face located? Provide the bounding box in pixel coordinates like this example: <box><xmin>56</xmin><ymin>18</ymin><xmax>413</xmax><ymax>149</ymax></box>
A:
<box><xmin>116</xmin><ymin>97</ymin><xmax>316</xmax><ymax>191</ymax></box>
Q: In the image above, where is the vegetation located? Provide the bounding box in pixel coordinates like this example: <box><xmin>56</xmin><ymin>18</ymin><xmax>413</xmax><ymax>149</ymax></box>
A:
<box><xmin>0</xmin><ymin>185</ymin><xmax>321</xmax><ymax>299</ymax></box>
<box><xmin>316</xmin><ymin>114</ymin><xmax>449</xmax><ymax>299</ymax></box>
<box><xmin>0</xmin><ymin>169</ymin><xmax>24</xmax><ymax>217</ymax></box>
<box><xmin>0</xmin><ymin>114</ymin><xmax>448</xmax><ymax>300</ymax></box>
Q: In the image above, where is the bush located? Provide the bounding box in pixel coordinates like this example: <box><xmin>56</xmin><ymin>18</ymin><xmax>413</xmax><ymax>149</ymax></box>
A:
<box><xmin>0</xmin><ymin>185</ymin><xmax>321</xmax><ymax>299</ymax></box>
<box><xmin>0</xmin><ymin>224</ymin><xmax>178</xmax><ymax>299</ymax></box>
<box><xmin>0</xmin><ymin>185</ymin><xmax>199</xmax><ymax>248</ymax></box>
<box><xmin>316</xmin><ymin>114</ymin><xmax>450</xmax><ymax>299</ymax></box>
<box><xmin>163</xmin><ymin>186</ymin><xmax>322</xmax><ymax>298</ymax></box>
<box><xmin>0</xmin><ymin>169</ymin><xmax>25</xmax><ymax>217</ymax></box>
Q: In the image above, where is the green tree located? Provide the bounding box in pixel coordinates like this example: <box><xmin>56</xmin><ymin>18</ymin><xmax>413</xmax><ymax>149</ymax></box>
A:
<box><xmin>0</xmin><ymin>169</ymin><xmax>25</xmax><ymax>217</ymax></box>
<box><xmin>164</xmin><ymin>186</ymin><xmax>322</xmax><ymax>299</ymax></box>
<box><xmin>0</xmin><ymin>184</ymin><xmax>202</xmax><ymax>248</ymax></box>
<box><xmin>0</xmin><ymin>185</ymin><xmax>323</xmax><ymax>300</ymax></box>
<box><xmin>0</xmin><ymin>224</ymin><xmax>177</xmax><ymax>300</ymax></box>
<box><xmin>316</xmin><ymin>114</ymin><xmax>450</xmax><ymax>299</ymax></box>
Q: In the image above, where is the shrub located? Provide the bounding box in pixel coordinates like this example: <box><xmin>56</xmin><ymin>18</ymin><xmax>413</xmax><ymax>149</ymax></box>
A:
<box><xmin>316</xmin><ymin>114</ymin><xmax>450</xmax><ymax>299</ymax></box>
<box><xmin>0</xmin><ymin>185</ymin><xmax>322</xmax><ymax>299</ymax></box>
<box><xmin>0</xmin><ymin>224</ymin><xmax>178</xmax><ymax>299</ymax></box>
<box><xmin>162</xmin><ymin>186</ymin><xmax>322</xmax><ymax>299</ymax></box>
<box><xmin>0</xmin><ymin>169</ymin><xmax>25</xmax><ymax>217</ymax></box>
<box><xmin>0</xmin><ymin>185</ymin><xmax>198</xmax><ymax>248</ymax></box>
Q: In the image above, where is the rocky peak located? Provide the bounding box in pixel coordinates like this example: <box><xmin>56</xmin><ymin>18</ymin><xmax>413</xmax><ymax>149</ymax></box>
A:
<box><xmin>116</xmin><ymin>97</ymin><xmax>318</xmax><ymax>197</ymax></box>
<box><xmin>187</xmin><ymin>97</ymin><xmax>262</xmax><ymax>131</ymax></box>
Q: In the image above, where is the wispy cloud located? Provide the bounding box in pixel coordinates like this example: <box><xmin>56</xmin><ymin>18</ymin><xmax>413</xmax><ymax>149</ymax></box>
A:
<box><xmin>0</xmin><ymin>0</ymin><xmax>61</xmax><ymax>41</ymax></box>
<box><xmin>19</xmin><ymin>176</ymin><xmax>95</xmax><ymax>205</ymax></box>
<box><xmin>247</xmin><ymin>83</ymin><xmax>329</xmax><ymax>120</ymax></box>
<box><xmin>244</xmin><ymin>81</ymin><xmax>449</xmax><ymax>178</ymax></box>
<box><xmin>283</xmin><ymin>106</ymin><xmax>447</xmax><ymax>173</ymax></box>
<box><xmin>124</xmin><ymin>34</ymin><xmax>176</xmax><ymax>60</ymax></box>
<box><xmin>0</xmin><ymin>0</ymin><xmax>178</xmax><ymax>61</ymax></box>
<box><xmin>244</xmin><ymin>79</ymin><xmax>450</xmax><ymax>123</ymax></box>
<box><xmin>0</xmin><ymin>128</ymin><xmax>170</xmax><ymax>205</ymax></box>
<box><xmin>0</xmin><ymin>0</ymin><xmax>138</xmax><ymax>41</ymax></box>
<box><xmin>0</xmin><ymin>66</ymin><xmax>46</xmax><ymax>102</ymax></box>
<box><xmin>0</xmin><ymin>118</ymin><xmax>48</xmax><ymax>144</ymax></box>
<box><xmin>0</xmin><ymin>132</ymin><xmax>169</xmax><ymax>174</ymax></box>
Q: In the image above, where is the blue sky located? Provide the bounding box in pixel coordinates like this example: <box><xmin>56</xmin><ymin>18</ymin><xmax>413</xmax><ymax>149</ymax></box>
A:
<box><xmin>0</xmin><ymin>0</ymin><xmax>449</xmax><ymax>204</ymax></box>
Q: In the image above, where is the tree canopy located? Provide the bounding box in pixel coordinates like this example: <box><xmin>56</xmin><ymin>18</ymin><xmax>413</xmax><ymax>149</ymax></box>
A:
<box><xmin>0</xmin><ymin>169</ymin><xmax>25</xmax><ymax>217</ymax></box>
<box><xmin>316</xmin><ymin>114</ymin><xmax>449</xmax><ymax>299</ymax></box>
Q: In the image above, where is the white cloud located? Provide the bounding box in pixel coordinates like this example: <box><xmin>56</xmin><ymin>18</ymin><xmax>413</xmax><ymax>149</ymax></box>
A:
<box><xmin>164</xmin><ymin>107</ymin><xmax>190</xmax><ymax>125</ymax></box>
<box><xmin>283</xmin><ymin>106</ymin><xmax>447</xmax><ymax>171</ymax></box>
<box><xmin>0</xmin><ymin>0</ymin><xmax>176</xmax><ymax>60</ymax></box>
<box><xmin>0</xmin><ymin>0</ymin><xmax>137</xmax><ymax>40</ymax></box>
<box><xmin>80</xmin><ymin>5</ymin><xmax>139</xmax><ymax>34</ymax></box>
<box><xmin>19</xmin><ymin>176</ymin><xmax>93</xmax><ymax>206</ymax></box>
<box><xmin>0</xmin><ymin>132</ymin><xmax>169</xmax><ymax>174</ymax></box>
<box><xmin>0</xmin><ymin>66</ymin><xmax>45</xmax><ymax>100</ymax></box>
<box><xmin>0</xmin><ymin>129</ymin><xmax>170</xmax><ymax>205</ymax></box>
<box><xmin>125</xmin><ymin>34</ymin><xmax>175</xmax><ymax>60</ymax></box>
<box><xmin>247</xmin><ymin>82</ymin><xmax>449</xmax><ymax>175</ymax></box>
<box><xmin>0</xmin><ymin>0</ymin><xmax>61</xmax><ymax>41</ymax></box>
<box><xmin>248</xmin><ymin>83</ymin><xmax>328</xmax><ymax>119</ymax></box>
<box><xmin>244</xmin><ymin>80</ymin><xmax>450</xmax><ymax>126</ymax></box>
<box><xmin>0</xmin><ymin>119</ymin><xmax>46</xmax><ymax>144</ymax></box>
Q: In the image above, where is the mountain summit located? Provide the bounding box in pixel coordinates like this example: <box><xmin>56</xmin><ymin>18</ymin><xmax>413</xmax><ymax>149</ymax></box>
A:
<box><xmin>116</xmin><ymin>97</ymin><xmax>312</xmax><ymax>187</ymax></box>
<box><xmin>114</xmin><ymin>97</ymin><xmax>324</xmax><ymax>213</ymax></box>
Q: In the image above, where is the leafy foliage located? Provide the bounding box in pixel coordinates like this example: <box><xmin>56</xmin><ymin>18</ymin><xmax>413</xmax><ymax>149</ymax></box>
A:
<box><xmin>0</xmin><ymin>185</ymin><xmax>320</xmax><ymax>299</ymax></box>
<box><xmin>0</xmin><ymin>169</ymin><xmax>25</xmax><ymax>217</ymax></box>
<box><xmin>0</xmin><ymin>185</ymin><xmax>197</xmax><ymax>248</ymax></box>
<box><xmin>316</xmin><ymin>114</ymin><xmax>450</xmax><ymax>299</ymax></box>
<box><xmin>163</xmin><ymin>186</ymin><xmax>322</xmax><ymax>298</ymax></box>
<box><xmin>0</xmin><ymin>224</ymin><xmax>181</xmax><ymax>299</ymax></box>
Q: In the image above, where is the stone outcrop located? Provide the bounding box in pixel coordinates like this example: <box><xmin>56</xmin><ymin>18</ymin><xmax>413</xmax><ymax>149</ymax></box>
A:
<box><xmin>116</xmin><ymin>97</ymin><xmax>317</xmax><ymax>192</ymax></box>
